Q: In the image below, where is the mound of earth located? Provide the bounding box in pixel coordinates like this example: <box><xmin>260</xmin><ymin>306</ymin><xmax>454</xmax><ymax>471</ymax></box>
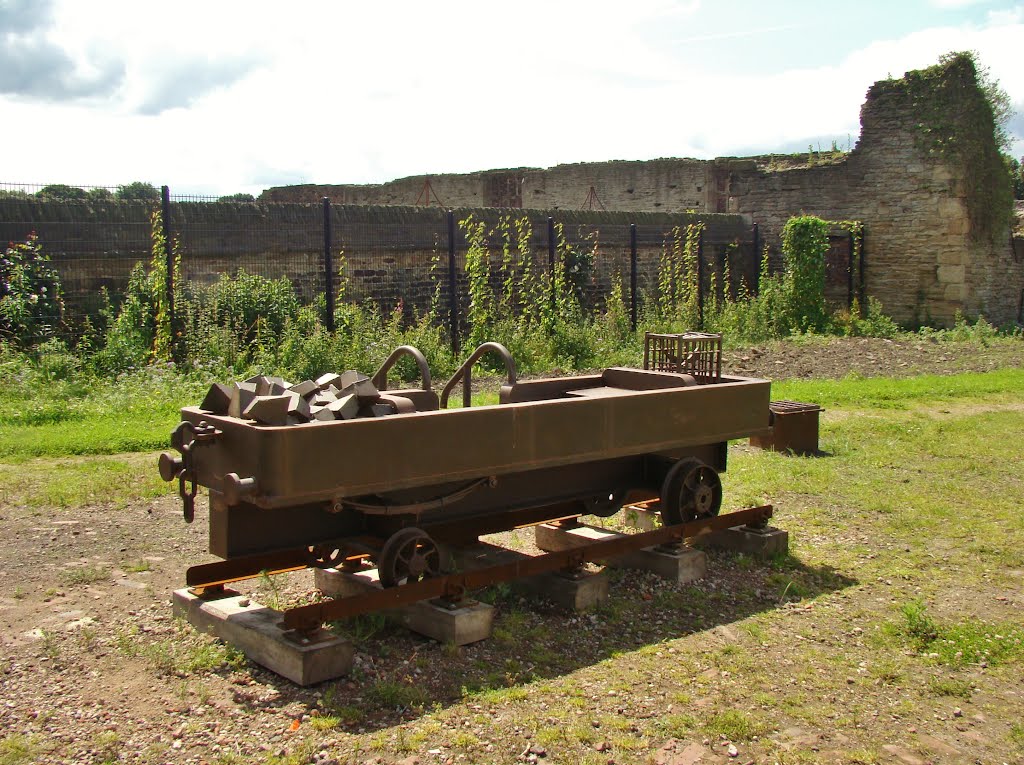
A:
<box><xmin>722</xmin><ymin>336</ymin><xmax>1022</xmax><ymax>380</ymax></box>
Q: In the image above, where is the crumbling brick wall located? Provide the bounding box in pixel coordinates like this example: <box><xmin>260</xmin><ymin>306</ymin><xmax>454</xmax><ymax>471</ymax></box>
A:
<box><xmin>263</xmin><ymin>58</ymin><xmax>1021</xmax><ymax>326</ymax></box>
<box><xmin>0</xmin><ymin>200</ymin><xmax>750</xmax><ymax>322</ymax></box>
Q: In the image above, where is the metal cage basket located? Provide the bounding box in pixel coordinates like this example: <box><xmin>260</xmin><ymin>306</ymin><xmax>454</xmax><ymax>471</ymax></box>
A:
<box><xmin>643</xmin><ymin>332</ymin><xmax>722</xmax><ymax>383</ymax></box>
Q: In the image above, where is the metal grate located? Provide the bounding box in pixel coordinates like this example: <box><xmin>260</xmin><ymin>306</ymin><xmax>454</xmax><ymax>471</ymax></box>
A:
<box><xmin>768</xmin><ymin>400</ymin><xmax>822</xmax><ymax>415</ymax></box>
<box><xmin>643</xmin><ymin>331</ymin><xmax>722</xmax><ymax>383</ymax></box>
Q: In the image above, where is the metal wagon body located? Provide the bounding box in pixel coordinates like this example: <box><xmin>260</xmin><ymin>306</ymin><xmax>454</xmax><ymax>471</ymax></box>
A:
<box><xmin>161</xmin><ymin>343</ymin><xmax>772</xmax><ymax>598</ymax></box>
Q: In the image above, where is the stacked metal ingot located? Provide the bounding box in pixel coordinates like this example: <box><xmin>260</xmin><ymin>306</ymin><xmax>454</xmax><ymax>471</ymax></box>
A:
<box><xmin>198</xmin><ymin>371</ymin><xmax>415</xmax><ymax>426</ymax></box>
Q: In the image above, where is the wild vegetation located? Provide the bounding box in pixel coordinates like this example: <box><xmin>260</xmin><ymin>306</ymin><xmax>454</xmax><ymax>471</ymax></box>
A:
<box><xmin>0</xmin><ymin>181</ymin><xmax>162</xmax><ymax>201</ymax></box>
<box><xmin>5</xmin><ymin>210</ymin><xmax>1002</xmax><ymax>394</ymax></box>
<box><xmin>1</xmin><ymin>206</ymin><xmax>1021</xmax><ymax>765</ymax></box>
<box><xmin>0</xmin><ymin>206</ymin><xmax>1018</xmax><ymax>466</ymax></box>
<box><xmin>885</xmin><ymin>52</ymin><xmax>1017</xmax><ymax>240</ymax></box>
<box><xmin>0</xmin><ymin>359</ymin><xmax>1022</xmax><ymax>763</ymax></box>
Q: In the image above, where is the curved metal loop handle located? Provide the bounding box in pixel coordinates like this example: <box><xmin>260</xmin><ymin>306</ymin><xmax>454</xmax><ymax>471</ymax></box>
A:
<box><xmin>166</xmin><ymin>420</ymin><xmax>220</xmax><ymax>523</ymax></box>
<box><xmin>371</xmin><ymin>345</ymin><xmax>432</xmax><ymax>392</ymax></box>
<box><xmin>178</xmin><ymin>470</ymin><xmax>198</xmax><ymax>523</ymax></box>
<box><xmin>440</xmin><ymin>342</ymin><xmax>517</xmax><ymax>409</ymax></box>
<box><xmin>170</xmin><ymin>420</ymin><xmax>197</xmax><ymax>454</ymax></box>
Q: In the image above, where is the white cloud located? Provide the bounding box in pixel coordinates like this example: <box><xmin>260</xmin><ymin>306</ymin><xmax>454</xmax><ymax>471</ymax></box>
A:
<box><xmin>2</xmin><ymin>1</ymin><xmax>1021</xmax><ymax>195</ymax></box>
<box><xmin>986</xmin><ymin>6</ymin><xmax>1024</xmax><ymax>23</ymax></box>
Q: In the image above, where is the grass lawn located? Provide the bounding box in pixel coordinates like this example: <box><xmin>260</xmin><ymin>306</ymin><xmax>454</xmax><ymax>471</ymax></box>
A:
<box><xmin>0</xmin><ymin>365</ymin><xmax>1021</xmax><ymax>763</ymax></box>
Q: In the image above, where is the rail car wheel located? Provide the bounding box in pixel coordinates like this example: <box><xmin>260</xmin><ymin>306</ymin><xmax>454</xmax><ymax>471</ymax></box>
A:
<box><xmin>308</xmin><ymin>544</ymin><xmax>345</xmax><ymax>569</ymax></box>
<box><xmin>583</xmin><ymin>489</ymin><xmax>627</xmax><ymax>518</ymax></box>
<box><xmin>378</xmin><ymin>527</ymin><xmax>441</xmax><ymax>587</ymax></box>
<box><xmin>660</xmin><ymin>458</ymin><xmax>722</xmax><ymax>526</ymax></box>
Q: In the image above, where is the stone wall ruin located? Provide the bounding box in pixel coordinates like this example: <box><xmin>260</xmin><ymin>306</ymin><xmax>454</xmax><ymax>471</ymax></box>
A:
<box><xmin>263</xmin><ymin>55</ymin><xmax>1023</xmax><ymax>326</ymax></box>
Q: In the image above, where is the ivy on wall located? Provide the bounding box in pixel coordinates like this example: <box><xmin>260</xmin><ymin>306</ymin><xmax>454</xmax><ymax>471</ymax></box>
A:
<box><xmin>781</xmin><ymin>216</ymin><xmax>831</xmax><ymax>332</ymax></box>
<box><xmin>868</xmin><ymin>52</ymin><xmax>1013</xmax><ymax>243</ymax></box>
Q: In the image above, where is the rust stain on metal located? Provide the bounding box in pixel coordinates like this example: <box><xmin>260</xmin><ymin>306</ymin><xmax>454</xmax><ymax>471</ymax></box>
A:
<box><xmin>750</xmin><ymin>400</ymin><xmax>824</xmax><ymax>455</ymax></box>
<box><xmin>160</xmin><ymin>341</ymin><xmax>789</xmax><ymax>629</ymax></box>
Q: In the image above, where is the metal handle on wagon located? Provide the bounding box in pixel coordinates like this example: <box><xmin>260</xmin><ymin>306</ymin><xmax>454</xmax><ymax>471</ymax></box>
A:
<box><xmin>371</xmin><ymin>345</ymin><xmax>432</xmax><ymax>393</ymax></box>
<box><xmin>159</xmin><ymin>420</ymin><xmax>221</xmax><ymax>523</ymax></box>
<box><xmin>440</xmin><ymin>342</ymin><xmax>517</xmax><ymax>409</ymax></box>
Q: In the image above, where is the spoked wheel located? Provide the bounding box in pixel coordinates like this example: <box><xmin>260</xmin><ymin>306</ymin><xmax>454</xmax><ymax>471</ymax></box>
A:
<box><xmin>377</xmin><ymin>527</ymin><xmax>441</xmax><ymax>588</ymax></box>
<box><xmin>660</xmin><ymin>458</ymin><xmax>723</xmax><ymax>526</ymax></box>
<box><xmin>582</xmin><ymin>489</ymin><xmax>627</xmax><ymax>518</ymax></box>
<box><xmin>307</xmin><ymin>543</ymin><xmax>345</xmax><ymax>569</ymax></box>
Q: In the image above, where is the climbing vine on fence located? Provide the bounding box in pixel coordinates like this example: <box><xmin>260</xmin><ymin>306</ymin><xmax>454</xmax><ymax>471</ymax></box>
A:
<box><xmin>657</xmin><ymin>222</ymin><xmax>702</xmax><ymax>327</ymax></box>
<box><xmin>95</xmin><ymin>210</ymin><xmax>183</xmax><ymax>371</ymax></box>
<box><xmin>781</xmin><ymin>215</ymin><xmax>831</xmax><ymax>333</ymax></box>
<box><xmin>461</xmin><ymin>215</ymin><xmax>493</xmax><ymax>348</ymax></box>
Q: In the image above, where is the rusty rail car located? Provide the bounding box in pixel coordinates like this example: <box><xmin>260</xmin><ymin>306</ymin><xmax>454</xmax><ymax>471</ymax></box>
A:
<box><xmin>160</xmin><ymin>342</ymin><xmax>773</xmax><ymax>608</ymax></box>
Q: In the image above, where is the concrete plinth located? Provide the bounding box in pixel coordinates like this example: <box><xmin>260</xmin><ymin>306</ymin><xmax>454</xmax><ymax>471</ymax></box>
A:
<box><xmin>535</xmin><ymin>522</ymin><xmax>619</xmax><ymax>552</ymax></box>
<box><xmin>609</xmin><ymin>545</ymin><xmax>707</xmax><ymax>585</ymax></box>
<box><xmin>692</xmin><ymin>525</ymin><xmax>789</xmax><ymax>559</ymax></box>
<box><xmin>535</xmin><ymin>523</ymin><xmax>707</xmax><ymax>585</ymax></box>
<box><xmin>452</xmin><ymin>542</ymin><xmax>609</xmax><ymax>611</ymax></box>
<box><xmin>172</xmin><ymin>588</ymin><xmax>353</xmax><ymax>686</ymax></box>
<box><xmin>620</xmin><ymin>504</ymin><xmax>659</xmax><ymax>531</ymax></box>
<box><xmin>315</xmin><ymin>568</ymin><xmax>494</xmax><ymax>645</ymax></box>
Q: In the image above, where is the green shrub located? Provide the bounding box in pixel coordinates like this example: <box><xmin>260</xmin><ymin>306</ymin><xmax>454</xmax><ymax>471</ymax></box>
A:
<box><xmin>655</xmin><ymin>224</ymin><xmax>700</xmax><ymax>327</ymax></box>
<box><xmin>781</xmin><ymin>215</ymin><xmax>830</xmax><ymax>333</ymax></box>
<box><xmin>92</xmin><ymin>210</ymin><xmax>180</xmax><ymax>374</ymax></box>
<box><xmin>2</xmin><ymin>209</ymin><xmax>926</xmax><ymax>384</ymax></box>
<box><xmin>37</xmin><ymin>184</ymin><xmax>87</xmax><ymax>201</ymax></box>
<box><xmin>833</xmin><ymin>297</ymin><xmax>901</xmax><ymax>338</ymax></box>
<box><xmin>899</xmin><ymin>599</ymin><xmax>1024</xmax><ymax>667</ymax></box>
<box><xmin>115</xmin><ymin>182</ymin><xmax>160</xmax><ymax>201</ymax></box>
<box><xmin>702</xmin><ymin>242</ymin><xmax>790</xmax><ymax>343</ymax></box>
<box><xmin>33</xmin><ymin>338</ymin><xmax>81</xmax><ymax>382</ymax></box>
<box><xmin>181</xmin><ymin>268</ymin><xmax>299</xmax><ymax>355</ymax></box>
<box><xmin>947</xmin><ymin>311</ymin><xmax>1000</xmax><ymax>344</ymax></box>
<box><xmin>0</xmin><ymin>233</ymin><xmax>65</xmax><ymax>347</ymax></box>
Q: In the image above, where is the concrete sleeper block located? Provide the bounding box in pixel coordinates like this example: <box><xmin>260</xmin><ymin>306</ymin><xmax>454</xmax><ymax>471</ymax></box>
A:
<box><xmin>339</xmin><ymin>370</ymin><xmax>369</xmax><ymax>389</ymax></box>
<box><xmin>344</xmin><ymin>378</ymin><xmax>379</xmax><ymax>402</ymax></box>
<box><xmin>243</xmin><ymin>394</ymin><xmax>292</xmax><ymax>426</ymax></box>
<box><xmin>226</xmin><ymin>372</ymin><xmax>381</xmax><ymax>425</ymax></box>
<box><xmin>312</xmin><ymin>392</ymin><xmax>337</xmax><ymax>406</ymax></box>
<box><xmin>313</xmin><ymin>406</ymin><xmax>336</xmax><ymax>422</ymax></box>
<box><xmin>286</xmin><ymin>392</ymin><xmax>312</xmax><ymax>422</ymax></box>
<box><xmin>368</xmin><ymin>402</ymin><xmax>394</xmax><ymax>418</ymax></box>
<box><xmin>316</xmin><ymin>372</ymin><xmax>342</xmax><ymax>390</ymax></box>
<box><xmin>266</xmin><ymin>376</ymin><xmax>292</xmax><ymax>389</ymax></box>
<box><xmin>323</xmin><ymin>393</ymin><xmax>360</xmax><ymax>421</ymax></box>
<box><xmin>230</xmin><ymin>382</ymin><xmax>258</xmax><ymax>418</ymax></box>
<box><xmin>289</xmin><ymin>380</ymin><xmax>319</xmax><ymax>398</ymax></box>
<box><xmin>201</xmin><ymin>383</ymin><xmax>233</xmax><ymax>415</ymax></box>
<box><xmin>245</xmin><ymin>375</ymin><xmax>274</xmax><ymax>396</ymax></box>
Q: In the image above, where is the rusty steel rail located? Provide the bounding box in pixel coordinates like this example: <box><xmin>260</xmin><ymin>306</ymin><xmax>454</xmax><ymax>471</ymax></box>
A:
<box><xmin>280</xmin><ymin>505</ymin><xmax>772</xmax><ymax>631</ymax></box>
<box><xmin>185</xmin><ymin>536</ymin><xmax>378</xmax><ymax>588</ymax></box>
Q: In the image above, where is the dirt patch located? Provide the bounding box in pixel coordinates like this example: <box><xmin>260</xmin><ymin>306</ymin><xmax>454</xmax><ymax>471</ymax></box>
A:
<box><xmin>723</xmin><ymin>336</ymin><xmax>1023</xmax><ymax>381</ymax></box>
<box><xmin>1</xmin><ymin>340</ymin><xmax>1023</xmax><ymax>764</ymax></box>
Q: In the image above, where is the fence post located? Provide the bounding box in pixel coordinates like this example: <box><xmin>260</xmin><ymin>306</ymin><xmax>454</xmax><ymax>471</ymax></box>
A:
<box><xmin>629</xmin><ymin>223</ymin><xmax>638</xmax><ymax>331</ymax></box>
<box><xmin>858</xmin><ymin>226</ymin><xmax>866</xmax><ymax>313</ymax></box>
<box><xmin>322</xmin><ymin>198</ymin><xmax>335</xmax><ymax>332</ymax></box>
<box><xmin>160</xmin><ymin>185</ymin><xmax>175</xmax><ymax>354</ymax></box>
<box><xmin>847</xmin><ymin>230</ymin><xmax>855</xmax><ymax>311</ymax></box>
<box><xmin>447</xmin><ymin>209</ymin><xmax>459</xmax><ymax>355</ymax></box>
<box><xmin>547</xmin><ymin>216</ymin><xmax>556</xmax><ymax>310</ymax></box>
<box><xmin>752</xmin><ymin>222</ymin><xmax>760</xmax><ymax>295</ymax></box>
<box><xmin>696</xmin><ymin>226</ymin><xmax>704</xmax><ymax>330</ymax></box>
<box><xmin>715</xmin><ymin>241</ymin><xmax>726</xmax><ymax>304</ymax></box>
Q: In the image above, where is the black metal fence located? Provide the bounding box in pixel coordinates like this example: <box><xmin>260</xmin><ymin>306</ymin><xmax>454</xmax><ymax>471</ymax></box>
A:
<box><xmin>1</xmin><ymin>182</ymin><xmax>777</xmax><ymax>353</ymax></box>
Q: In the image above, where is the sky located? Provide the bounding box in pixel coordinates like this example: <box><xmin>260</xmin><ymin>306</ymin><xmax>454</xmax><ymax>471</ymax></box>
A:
<box><xmin>2</xmin><ymin>0</ymin><xmax>1023</xmax><ymax>198</ymax></box>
